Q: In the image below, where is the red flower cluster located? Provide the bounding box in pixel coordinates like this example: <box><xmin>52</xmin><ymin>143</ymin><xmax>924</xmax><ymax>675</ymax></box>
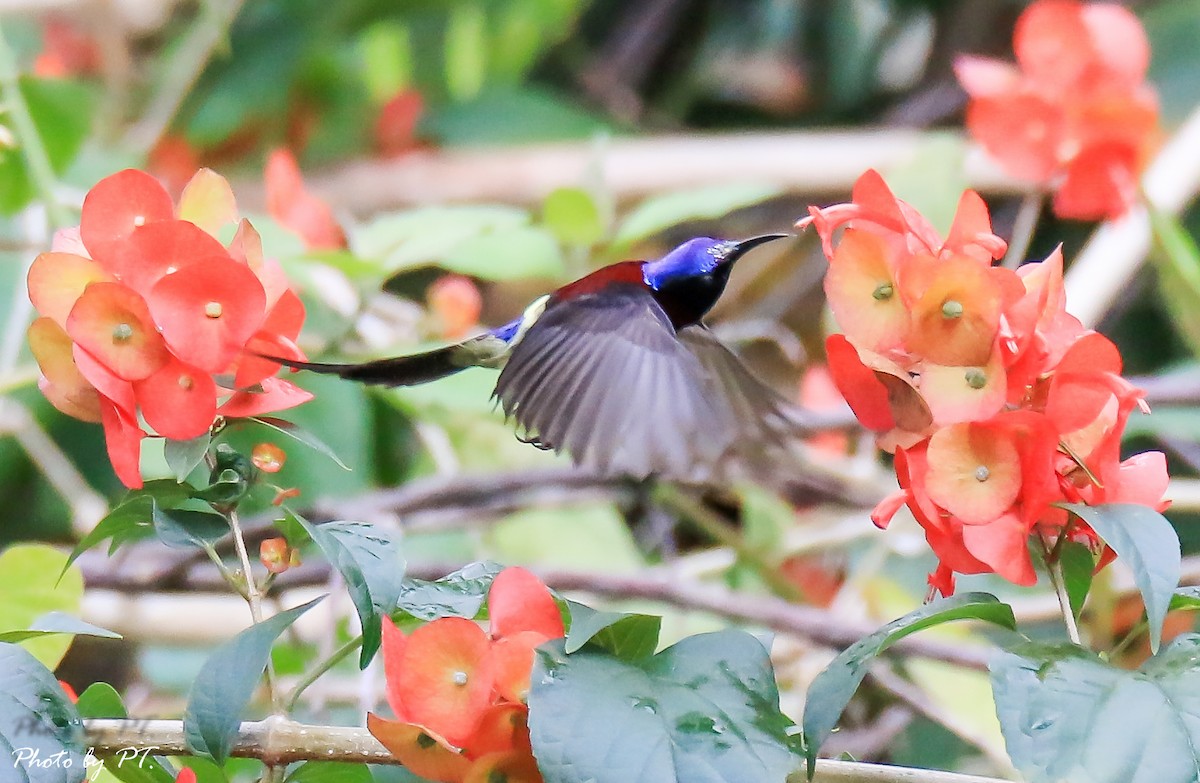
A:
<box><xmin>265</xmin><ymin>149</ymin><xmax>346</xmax><ymax>251</ymax></box>
<box><xmin>27</xmin><ymin>168</ymin><xmax>312</xmax><ymax>488</ymax></box>
<box><xmin>800</xmin><ymin>170</ymin><xmax>1169</xmax><ymax>593</ymax></box>
<box><xmin>369</xmin><ymin>567</ymin><xmax>562</xmax><ymax>783</ymax></box>
<box><xmin>955</xmin><ymin>0</ymin><xmax>1160</xmax><ymax>221</ymax></box>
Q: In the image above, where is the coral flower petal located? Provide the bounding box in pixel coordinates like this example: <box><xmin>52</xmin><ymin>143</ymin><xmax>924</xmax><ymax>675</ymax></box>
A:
<box><xmin>961</xmin><ymin>513</ymin><xmax>1037</xmax><ymax>586</ymax></box>
<box><xmin>921</xmin><ymin>350</ymin><xmax>1007</xmax><ymax>426</ymax></box>
<box><xmin>133</xmin><ymin>356</ymin><xmax>218</xmax><ymax>441</ymax></box>
<box><xmin>825</xmin><ymin>229</ymin><xmax>910</xmax><ymax>353</ymax></box>
<box><xmin>72</xmin><ymin>345</ymin><xmax>136</xmax><ymax>414</ymax></box>
<box><xmin>953</xmin><ymin>56</ymin><xmax>1021</xmax><ymax>98</ymax></box>
<box><xmin>148</xmin><ymin>258</ymin><xmax>267</xmax><ymax>373</ymax></box>
<box><xmin>826</xmin><ymin>334</ymin><xmax>900</xmax><ymax>433</ymax></box>
<box><xmin>28</xmin><ymin>252</ymin><xmax>114</xmax><ymax>327</ymax></box>
<box><xmin>492</xmin><ymin>631</ymin><xmax>549</xmax><ymax>704</ymax></box>
<box><xmin>80</xmin><ymin>169</ymin><xmax>174</xmax><ymax>263</ymax></box>
<box><xmin>1079</xmin><ymin>3</ymin><xmax>1151</xmax><ymax>87</ymax></box>
<box><xmin>925</xmin><ymin>422</ymin><xmax>1022</xmax><ymax>525</ymax></box>
<box><xmin>381</xmin><ymin>616</ymin><xmax>410</xmax><ymax>722</ymax></box>
<box><xmin>106</xmin><ymin>220</ymin><xmax>231</xmax><ymax>294</ymax></box>
<box><xmin>966</xmin><ymin>94</ymin><xmax>1063</xmax><ymax>183</ymax></box>
<box><xmin>943</xmin><ymin>190</ymin><xmax>1007</xmax><ymax>263</ymax></box>
<box><xmin>463</xmin><ymin>751</ymin><xmax>542</xmax><ymax>783</ymax></box>
<box><xmin>1053</xmin><ymin>142</ymin><xmax>1139</xmax><ymax>221</ymax></box>
<box><xmin>397</xmin><ymin>617</ymin><xmax>494</xmax><ymax>747</ymax></box>
<box><xmin>1013</xmin><ymin>1</ymin><xmax>1093</xmax><ymax>94</ymax></box>
<box><xmin>39</xmin><ymin>377</ymin><xmax>101</xmax><ymax>423</ymax></box>
<box><xmin>98</xmin><ymin>397</ymin><xmax>145</xmax><ymax>489</ymax></box>
<box><xmin>462</xmin><ymin>704</ymin><xmax>531</xmax><ymax>759</ymax></box>
<box><xmin>177</xmin><ymin>168</ymin><xmax>239</xmax><ymax>238</ymax></box>
<box><xmin>265</xmin><ymin>149</ymin><xmax>346</xmax><ymax>250</ymax></box>
<box><xmin>218</xmin><ymin>377</ymin><xmax>314</xmax><ymax>419</ymax></box>
<box><xmin>67</xmin><ymin>282</ymin><xmax>170</xmax><ymax>381</ymax></box>
<box><xmin>905</xmin><ymin>258</ymin><xmax>1018</xmax><ymax>366</ymax></box>
<box><xmin>489</xmin><ymin>567</ymin><xmax>564</xmax><ymax>640</ymax></box>
<box><xmin>234</xmin><ymin>289</ymin><xmax>307</xmax><ymax>387</ymax></box>
<box><xmin>367</xmin><ymin>714</ymin><xmax>471</xmax><ymax>783</ymax></box>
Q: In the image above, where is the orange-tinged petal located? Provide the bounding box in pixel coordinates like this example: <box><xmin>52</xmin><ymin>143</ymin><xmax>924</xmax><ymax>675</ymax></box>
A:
<box><xmin>428</xmin><ymin>275</ymin><xmax>483</xmax><ymax>340</ymax></box>
<box><xmin>1053</xmin><ymin>141</ymin><xmax>1138</xmax><ymax>221</ymax></box>
<box><xmin>72</xmin><ymin>345</ymin><xmax>135</xmax><ymax>414</ymax></box>
<box><xmin>148</xmin><ymin>258</ymin><xmax>267</xmax><ymax>372</ymax></box>
<box><xmin>133</xmin><ymin>356</ymin><xmax>217</xmax><ymax>441</ymax></box>
<box><xmin>229</xmin><ymin>218</ymin><xmax>264</xmax><ymax>268</ymax></box>
<box><xmin>491</xmin><ymin>631</ymin><xmax>547</xmax><ymax>704</ymax></box>
<box><xmin>462</xmin><ymin>704</ymin><xmax>531</xmax><ymax>759</ymax></box>
<box><xmin>80</xmin><ymin>169</ymin><xmax>174</xmax><ymax>263</ymax></box>
<box><xmin>849</xmin><ymin>169</ymin><xmax>906</xmax><ymax>234</ymax></box>
<box><xmin>1014</xmin><ymin>1</ymin><xmax>1093</xmax><ymax>94</ymax></box>
<box><xmin>925</xmin><ymin>422</ymin><xmax>1022</xmax><ymax>525</ymax></box>
<box><xmin>953</xmin><ymin>56</ymin><xmax>1021</xmax><ymax>98</ymax></box>
<box><xmin>905</xmin><ymin>258</ymin><xmax>1019</xmax><ymax>366</ymax></box>
<box><xmin>921</xmin><ymin>349</ymin><xmax>1007</xmax><ymax>426</ymax></box>
<box><xmin>367</xmin><ymin>714</ymin><xmax>471</xmax><ymax>783</ymax></box>
<box><xmin>966</xmin><ymin>94</ymin><xmax>1062</xmax><ymax>183</ymax></box>
<box><xmin>265</xmin><ymin>148</ymin><xmax>346</xmax><ymax>250</ymax></box>
<box><xmin>489</xmin><ymin>567</ymin><xmax>563</xmax><ymax>640</ymax></box>
<box><xmin>28</xmin><ymin>252</ymin><xmax>114</xmax><ymax>326</ymax></box>
<box><xmin>99</xmin><ymin>397</ymin><xmax>145</xmax><ymax>489</ymax></box>
<box><xmin>824</xmin><ymin>229</ymin><xmax>909</xmax><ymax>352</ymax></box>
<box><xmin>218</xmin><ymin>376</ymin><xmax>314</xmax><ymax>419</ymax></box>
<box><xmin>28</xmin><ymin>317</ymin><xmax>90</xmax><ymax>393</ymax></box>
<box><xmin>825</xmin><ymin>334</ymin><xmax>895</xmax><ymax>433</ymax></box>
<box><xmin>106</xmin><ymin>220</ymin><xmax>231</xmax><ymax>294</ymax></box>
<box><xmin>397</xmin><ymin>617</ymin><xmax>494</xmax><ymax>747</ymax></box>
<box><xmin>382</xmin><ymin>616</ymin><xmax>410</xmax><ymax>721</ymax></box>
<box><xmin>178</xmin><ymin>168</ymin><xmax>239</xmax><ymax>238</ymax></box>
<box><xmin>66</xmin><ymin>282</ymin><xmax>170</xmax><ymax>381</ymax></box>
<box><xmin>234</xmin><ymin>288</ymin><xmax>307</xmax><ymax>387</ymax></box>
<box><xmin>463</xmin><ymin>751</ymin><xmax>542</xmax><ymax>783</ymax></box>
<box><xmin>39</xmin><ymin>377</ymin><xmax>101</xmax><ymax>423</ymax></box>
<box><xmin>943</xmin><ymin>190</ymin><xmax>1007</xmax><ymax>263</ymax></box>
<box><xmin>961</xmin><ymin>513</ymin><xmax>1037</xmax><ymax>586</ymax></box>
<box><xmin>1108</xmin><ymin>452</ymin><xmax>1170</xmax><ymax>509</ymax></box>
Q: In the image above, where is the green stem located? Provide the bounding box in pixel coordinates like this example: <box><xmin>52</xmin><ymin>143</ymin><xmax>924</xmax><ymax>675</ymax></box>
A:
<box><xmin>227</xmin><ymin>506</ymin><xmax>283</xmax><ymax>713</ymax></box>
<box><xmin>1108</xmin><ymin>619</ymin><xmax>1148</xmax><ymax>660</ymax></box>
<box><xmin>1042</xmin><ymin>540</ymin><xmax>1082</xmax><ymax>645</ymax></box>
<box><xmin>285</xmin><ymin>635</ymin><xmax>363</xmax><ymax>713</ymax></box>
<box><xmin>0</xmin><ymin>21</ymin><xmax>71</xmax><ymax>228</ymax></box>
<box><xmin>655</xmin><ymin>485</ymin><xmax>803</xmax><ymax>601</ymax></box>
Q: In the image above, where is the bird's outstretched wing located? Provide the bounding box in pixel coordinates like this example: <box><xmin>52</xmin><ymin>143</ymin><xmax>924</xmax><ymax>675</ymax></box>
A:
<box><xmin>493</xmin><ymin>284</ymin><xmax>811</xmax><ymax>482</ymax></box>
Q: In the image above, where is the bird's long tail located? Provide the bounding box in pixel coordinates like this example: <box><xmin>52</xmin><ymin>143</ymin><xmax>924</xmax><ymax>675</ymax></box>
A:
<box><xmin>269</xmin><ymin>343</ymin><xmax>470</xmax><ymax>387</ymax></box>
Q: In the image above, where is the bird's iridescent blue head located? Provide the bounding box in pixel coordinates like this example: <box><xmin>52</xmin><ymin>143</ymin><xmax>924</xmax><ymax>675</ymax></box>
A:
<box><xmin>643</xmin><ymin>234</ymin><xmax>789</xmax><ymax>290</ymax></box>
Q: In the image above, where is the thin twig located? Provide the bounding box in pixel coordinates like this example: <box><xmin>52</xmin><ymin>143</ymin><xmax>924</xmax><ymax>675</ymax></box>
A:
<box><xmin>1001</xmin><ymin>191</ymin><xmax>1043</xmax><ymax>269</ymax></box>
<box><xmin>285</xmin><ymin>635</ymin><xmax>363</xmax><ymax>713</ymax></box>
<box><xmin>226</xmin><ymin>506</ymin><xmax>282</xmax><ymax>712</ymax></box>
<box><xmin>1043</xmin><ymin>543</ymin><xmax>1082</xmax><ymax>645</ymax></box>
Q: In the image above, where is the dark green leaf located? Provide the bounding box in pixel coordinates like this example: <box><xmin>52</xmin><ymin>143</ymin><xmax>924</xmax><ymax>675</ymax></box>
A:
<box><xmin>286</xmin><ymin>761</ymin><xmax>373</xmax><ymax>783</ymax></box>
<box><xmin>75</xmin><ymin>683</ymin><xmax>126</xmax><ymax>719</ymax></box>
<box><xmin>248</xmin><ymin>417</ymin><xmax>351</xmax><ymax>471</ymax></box>
<box><xmin>802</xmin><ymin>592</ymin><xmax>1016</xmax><ymax>777</ymax></box>
<box><xmin>0</xmin><ymin>612</ymin><xmax>120</xmax><ymax>644</ymax></box>
<box><xmin>612</xmin><ymin>184</ymin><xmax>782</xmax><ymax>250</ymax></box>
<box><xmin>164</xmin><ymin>435</ymin><xmax>212</xmax><ymax>482</ymax></box>
<box><xmin>1060</xmin><ymin>503</ymin><xmax>1180</xmax><ymax>653</ymax></box>
<box><xmin>565</xmin><ymin>602</ymin><xmax>660</xmax><ymax>660</ymax></box>
<box><xmin>0</xmin><ymin>643</ymin><xmax>85</xmax><ymax>783</ymax></box>
<box><xmin>528</xmin><ymin>633</ymin><xmax>796</xmax><ymax>783</ymax></box>
<box><xmin>62</xmin><ymin>480</ymin><xmax>197</xmax><ymax>574</ymax></box>
<box><xmin>1059</xmin><ymin>541</ymin><xmax>1095</xmax><ymax>621</ymax></box>
<box><xmin>191</xmin><ymin>469</ymin><xmax>249</xmax><ymax>504</ymax></box>
<box><xmin>1147</xmin><ymin>206</ymin><xmax>1200</xmax><ymax>355</ymax></box>
<box><xmin>395</xmin><ymin>561</ymin><xmax>503</xmax><ymax>621</ymax></box>
<box><xmin>422</xmin><ymin>87</ymin><xmax>609</xmax><ymax>145</ymax></box>
<box><xmin>184</xmin><ymin>596</ymin><xmax>324</xmax><ymax>762</ymax></box>
<box><xmin>273</xmin><ymin>513</ymin><xmax>312</xmax><ymax>549</ymax></box>
<box><xmin>152</xmin><ymin>504</ymin><xmax>230</xmax><ymax>550</ymax></box>
<box><xmin>294</xmin><ymin>515</ymin><xmax>405</xmax><ymax>667</ymax></box>
<box><xmin>992</xmin><ymin>634</ymin><xmax>1200</xmax><ymax>783</ymax></box>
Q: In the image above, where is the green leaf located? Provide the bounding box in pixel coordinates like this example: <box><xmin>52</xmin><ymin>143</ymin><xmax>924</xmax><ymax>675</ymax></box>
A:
<box><xmin>286</xmin><ymin>761</ymin><xmax>373</xmax><ymax>783</ymax></box>
<box><xmin>612</xmin><ymin>184</ymin><xmax>782</xmax><ymax>250</ymax></box>
<box><xmin>76</xmin><ymin>682</ymin><xmax>126</xmax><ymax>719</ymax></box>
<box><xmin>247</xmin><ymin>417</ymin><xmax>351</xmax><ymax>471</ymax></box>
<box><xmin>444</xmin><ymin>2</ymin><xmax>486</xmax><ymax>101</ymax></box>
<box><xmin>294</xmin><ymin>515</ymin><xmax>405</xmax><ymax>667</ymax></box>
<box><xmin>528</xmin><ymin>632</ymin><xmax>796</xmax><ymax>783</ymax></box>
<box><xmin>164</xmin><ymin>435</ymin><xmax>211</xmax><ymax>482</ymax></box>
<box><xmin>543</xmin><ymin>187</ymin><xmax>603</xmax><ymax>247</ymax></box>
<box><xmin>1147</xmin><ymin>206</ymin><xmax>1200</xmax><ymax>356</ymax></box>
<box><xmin>421</xmin><ymin>87</ymin><xmax>609</xmax><ymax>145</ymax></box>
<box><xmin>0</xmin><ymin>643</ymin><xmax>85</xmax><ymax>782</ymax></box>
<box><xmin>442</xmin><ymin>225</ymin><xmax>564</xmax><ymax>280</ymax></box>
<box><xmin>395</xmin><ymin>561</ymin><xmax>503</xmax><ymax>622</ymax></box>
<box><xmin>883</xmin><ymin>134</ymin><xmax>969</xmax><ymax>236</ymax></box>
<box><xmin>151</xmin><ymin>503</ymin><xmax>230</xmax><ymax>550</ymax></box>
<box><xmin>1059</xmin><ymin>540</ymin><xmax>1095</xmax><ymax>621</ymax></box>
<box><xmin>565</xmin><ymin>602</ymin><xmax>660</xmax><ymax>660</ymax></box>
<box><xmin>63</xmin><ymin>480</ymin><xmax>197</xmax><ymax>574</ymax></box>
<box><xmin>802</xmin><ymin>592</ymin><xmax>1016</xmax><ymax>777</ymax></box>
<box><xmin>0</xmin><ymin>545</ymin><xmax>85</xmax><ymax>668</ymax></box>
<box><xmin>0</xmin><ymin>612</ymin><xmax>120</xmax><ymax>644</ymax></box>
<box><xmin>992</xmin><ymin>634</ymin><xmax>1200</xmax><ymax>783</ymax></box>
<box><xmin>0</xmin><ymin>78</ymin><xmax>94</xmax><ymax>214</ymax></box>
<box><xmin>1060</xmin><ymin>503</ymin><xmax>1180</xmax><ymax>653</ymax></box>
<box><xmin>1170</xmin><ymin>585</ymin><xmax>1200</xmax><ymax>611</ymax></box>
<box><xmin>183</xmin><ymin>596</ymin><xmax>324</xmax><ymax>763</ymax></box>
<box><xmin>351</xmin><ymin>206</ymin><xmax>528</xmax><ymax>274</ymax></box>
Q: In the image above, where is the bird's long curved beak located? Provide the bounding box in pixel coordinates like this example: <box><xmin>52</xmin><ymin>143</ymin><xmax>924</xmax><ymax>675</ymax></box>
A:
<box><xmin>721</xmin><ymin>233</ymin><xmax>791</xmax><ymax>264</ymax></box>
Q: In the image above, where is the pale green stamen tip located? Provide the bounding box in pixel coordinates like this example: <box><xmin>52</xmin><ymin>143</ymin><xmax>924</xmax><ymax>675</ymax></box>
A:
<box><xmin>452</xmin><ymin>671</ymin><xmax>468</xmax><ymax>686</ymax></box>
<box><xmin>942</xmin><ymin>300</ymin><xmax>964</xmax><ymax>319</ymax></box>
<box><xmin>974</xmin><ymin>466</ymin><xmax>990</xmax><ymax>482</ymax></box>
<box><xmin>204</xmin><ymin>302</ymin><xmax>223</xmax><ymax>319</ymax></box>
<box><xmin>964</xmin><ymin>368</ymin><xmax>987</xmax><ymax>389</ymax></box>
<box><xmin>872</xmin><ymin>283</ymin><xmax>894</xmax><ymax>301</ymax></box>
<box><xmin>112</xmin><ymin>323</ymin><xmax>134</xmax><ymax>343</ymax></box>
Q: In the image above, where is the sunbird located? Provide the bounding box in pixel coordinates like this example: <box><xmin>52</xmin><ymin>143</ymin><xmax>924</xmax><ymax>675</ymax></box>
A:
<box><xmin>273</xmin><ymin>234</ymin><xmax>817</xmax><ymax>482</ymax></box>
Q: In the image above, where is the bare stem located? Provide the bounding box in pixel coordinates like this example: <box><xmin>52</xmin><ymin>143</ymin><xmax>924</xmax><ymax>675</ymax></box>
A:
<box><xmin>285</xmin><ymin>635</ymin><xmax>363</xmax><ymax>713</ymax></box>
<box><xmin>1001</xmin><ymin>191</ymin><xmax>1044</xmax><ymax>269</ymax></box>
<box><xmin>1043</xmin><ymin>542</ymin><xmax>1082</xmax><ymax>645</ymax></box>
<box><xmin>226</xmin><ymin>506</ymin><xmax>282</xmax><ymax>712</ymax></box>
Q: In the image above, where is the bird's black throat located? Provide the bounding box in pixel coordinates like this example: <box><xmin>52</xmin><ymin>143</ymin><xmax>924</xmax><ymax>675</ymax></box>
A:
<box><xmin>651</xmin><ymin>265</ymin><xmax>732</xmax><ymax>329</ymax></box>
